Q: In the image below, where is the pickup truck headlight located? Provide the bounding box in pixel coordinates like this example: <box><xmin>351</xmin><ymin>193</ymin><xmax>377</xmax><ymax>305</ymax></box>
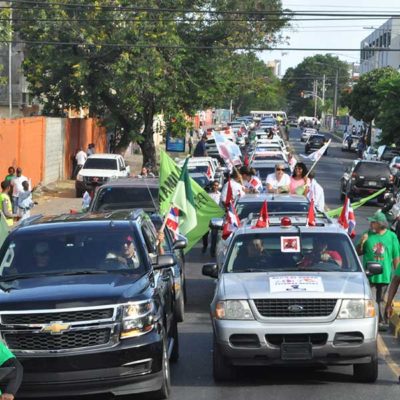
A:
<box><xmin>337</xmin><ymin>299</ymin><xmax>376</xmax><ymax>319</ymax></box>
<box><xmin>215</xmin><ymin>300</ymin><xmax>254</xmax><ymax>320</ymax></box>
<box><xmin>76</xmin><ymin>174</ymin><xmax>83</xmax><ymax>182</ymax></box>
<box><xmin>121</xmin><ymin>301</ymin><xmax>155</xmax><ymax>338</ymax></box>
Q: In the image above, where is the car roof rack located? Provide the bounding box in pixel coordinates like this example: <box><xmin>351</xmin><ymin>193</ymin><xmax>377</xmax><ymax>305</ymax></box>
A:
<box><xmin>242</xmin><ymin>211</ymin><xmax>334</xmax><ymax>228</ymax></box>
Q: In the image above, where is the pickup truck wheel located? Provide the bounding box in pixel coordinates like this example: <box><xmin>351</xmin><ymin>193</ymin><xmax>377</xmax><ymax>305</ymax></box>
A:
<box><xmin>213</xmin><ymin>337</ymin><xmax>235</xmax><ymax>381</ymax></box>
<box><xmin>170</xmin><ymin>318</ymin><xmax>179</xmax><ymax>363</ymax></box>
<box><xmin>149</xmin><ymin>338</ymin><xmax>171</xmax><ymax>399</ymax></box>
<box><xmin>353</xmin><ymin>356</ymin><xmax>378</xmax><ymax>383</ymax></box>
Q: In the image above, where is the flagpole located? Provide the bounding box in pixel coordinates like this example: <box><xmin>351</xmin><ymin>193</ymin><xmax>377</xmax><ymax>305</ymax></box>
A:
<box><xmin>305</xmin><ymin>139</ymin><xmax>331</xmax><ymax>178</ymax></box>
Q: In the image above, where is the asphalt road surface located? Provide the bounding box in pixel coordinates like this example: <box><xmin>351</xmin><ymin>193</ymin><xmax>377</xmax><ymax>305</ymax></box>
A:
<box><xmin>31</xmin><ymin>128</ymin><xmax>400</xmax><ymax>400</ymax></box>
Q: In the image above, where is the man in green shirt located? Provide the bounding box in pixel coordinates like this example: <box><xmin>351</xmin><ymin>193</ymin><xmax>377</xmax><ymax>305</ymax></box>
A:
<box><xmin>356</xmin><ymin>211</ymin><xmax>400</xmax><ymax>329</ymax></box>
<box><xmin>0</xmin><ymin>340</ymin><xmax>23</xmax><ymax>400</ymax></box>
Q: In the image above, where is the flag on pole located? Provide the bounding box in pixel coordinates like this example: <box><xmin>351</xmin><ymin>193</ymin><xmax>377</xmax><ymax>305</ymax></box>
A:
<box><xmin>222</xmin><ymin>201</ymin><xmax>241</xmax><ymax>240</ymax></box>
<box><xmin>249</xmin><ymin>176</ymin><xmax>263</xmax><ymax>193</ymax></box>
<box><xmin>300</xmin><ymin>139</ymin><xmax>331</xmax><ymax>162</ymax></box>
<box><xmin>338</xmin><ymin>196</ymin><xmax>356</xmax><ymax>238</ymax></box>
<box><xmin>306</xmin><ymin>198</ymin><xmax>316</xmax><ymax>227</ymax></box>
<box><xmin>206</xmin><ymin>165</ymin><xmax>212</xmax><ymax>180</ymax></box>
<box><xmin>170</xmin><ymin>158</ymin><xmax>197</xmax><ymax>234</ymax></box>
<box><xmin>213</xmin><ymin>131</ymin><xmax>242</xmax><ymax>171</ymax></box>
<box><xmin>165</xmin><ymin>207</ymin><xmax>180</xmax><ymax>239</ymax></box>
<box><xmin>253</xmin><ymin>200</ymin><xmax>269</xmax><ymax>228</ymax></box>
<box><xmin>224</xmin><ymin>178</ymin><xmax>233</xmax><ymax>208</ymax></box>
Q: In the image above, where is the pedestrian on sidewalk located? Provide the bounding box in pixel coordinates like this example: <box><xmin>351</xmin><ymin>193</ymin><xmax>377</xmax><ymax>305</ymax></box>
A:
<box><xmin>17</xmin><ymin>181</ymin><xmax>36</xmax><ymax>221</ymax></box>
<box><xmin>74</xmin><ymin>147</ymin><xmax>87</xmax><ymax>178</ymax></box>
<box><xmin>0</xmin><ymin>181</ymin><xmax>19</xmax><ymax>227</ymax></box>
<box><xmin>10</xmin><ymin>168</ymin><xmax>30</xmax><ymax>214</ymax></box>
<box><xmin>188</xmin><ymin>136</ymin><xmax>193</xmax><ymax>155</ymax></box>
<box><xmin>4</xmin><ymin>167</ymin><xmax>15</xmax><ymax>183</ymax></box>
<box><xmin>193</xmin><ymin>134</ymin><xmax>208</xmax><ymax>157</ymax></box>
<box><xmin>356</xmin><ymin>211</ymin><xmax>400</xmax><ymax>330</ymax></box>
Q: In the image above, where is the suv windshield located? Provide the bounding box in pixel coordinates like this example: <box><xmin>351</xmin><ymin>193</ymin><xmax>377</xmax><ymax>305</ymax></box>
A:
<box><xmin>83</xmin><ymin>159</ymin><xmax>118</xmax><ymax>170</ymax></box>
<box><xmin>92</xmin><ymin>187</ymin><xmax>159</xmax><ymax>211</ymax></box>
<box><xmin>188</xmin><ymin>165</ymin><xmax>208</xmax><ymax>174</ymax></box>
<box><xmin>236</xmin><ymin>201</ymin><xmax>309</xmax><ymax>219</ymax></box>
<box><xmin>0</xmin><ymin>227</ymin><xmax>146</xmax><ymax>279</ymax></box>
<box><xmin>225</xmin><ymin>233</ymin><xmax>360</xmax><ymax>273</ymax></box>
<box><xmin>355</xmin><ymin>163</ymin><xmax>390</xmax><ymax>177</ymax></box>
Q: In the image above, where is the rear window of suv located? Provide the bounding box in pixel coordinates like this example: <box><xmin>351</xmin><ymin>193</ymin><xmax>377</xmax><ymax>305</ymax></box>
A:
<box><xmin>354</xmin><ymin>163</ymin><xmax>390</xmax><ymax>177</ymax></box>
<box><xmin>84</xmin><ymin>159</ymin><xmax>118</xmax><ymax>170</ymax></box>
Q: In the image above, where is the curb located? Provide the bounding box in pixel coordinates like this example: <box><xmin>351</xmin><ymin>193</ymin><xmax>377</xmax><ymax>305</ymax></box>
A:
<box><xmin>389</xmin><ymin>300</ymin><xmax>400</xmax><ymax>338</ymax></box>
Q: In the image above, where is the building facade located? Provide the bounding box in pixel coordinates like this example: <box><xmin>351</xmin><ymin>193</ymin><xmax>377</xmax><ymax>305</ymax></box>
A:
<box><xmin>360</xmin><ymin>18</ymin><xmax>400</xmax><ymax>74</ymax></box>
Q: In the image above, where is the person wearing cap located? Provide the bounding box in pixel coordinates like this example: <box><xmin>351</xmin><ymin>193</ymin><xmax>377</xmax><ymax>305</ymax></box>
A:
<box><xmin>193</xmin><ymin>134</ymin><xmax>208</xmax><ymax>157</ymax></box>
<box><xmin>356</xmin><ymin>211</ymin><xmax>400</xmax><ymax>329</ymax></box>
<box><xmin>10</xmin><ymin>168</ymin><xmax>30</xmax><ymax>214</ymax></box>
<box><xmin>266</xmin><ymin>163</ymin><xmax>290</xmax><ymax>194</ymax></box>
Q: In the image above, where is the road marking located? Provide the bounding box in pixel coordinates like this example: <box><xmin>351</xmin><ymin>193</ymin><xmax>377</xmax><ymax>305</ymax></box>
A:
<box><xmin>378</xmin><ymin>334</ymin><xmax>400</xmax><ymax>378</ymax></box>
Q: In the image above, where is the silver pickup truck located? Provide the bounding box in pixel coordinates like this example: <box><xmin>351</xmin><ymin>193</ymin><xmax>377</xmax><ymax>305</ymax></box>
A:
<box><xmin>203</xmin><ymin>221</ymin><xmax>382</xmax><ymax>383</ymax></box>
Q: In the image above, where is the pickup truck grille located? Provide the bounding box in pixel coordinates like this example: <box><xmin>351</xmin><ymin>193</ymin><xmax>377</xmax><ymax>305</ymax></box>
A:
<box><xmin>254</xmin><ymin>299</ymin><xmax>337</xmax><ymax>317</ymax></box>
<box><xmin>2</xmin><ymin>308</ymin><xmax>114</xmax><ymax>325</ymax></box>
<box><xmin>4</xmin><ymin>328</ymin><xmax>111</xmax><ymax>351</ymax></box>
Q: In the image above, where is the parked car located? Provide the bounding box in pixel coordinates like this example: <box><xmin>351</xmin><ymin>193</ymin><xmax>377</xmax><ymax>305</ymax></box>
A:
<box><xmin>305</xmin><ymin>134</ymin><xmax>327</xmax><ymax>155</ymax></box>
<box><xmin>203</xmin><ymin>219</ymin><xmax>381</xmax><ymax>382</ymax></box>
<box><xmin>75</xmin><ymin>154</ymin><xmax>130</xmax><ymax>198</ymax></box>
<box><xmin>0</xmin><ymin>210</ymin><xmax>179</xmax><ymax>398</ymax></box>
<box><xmin>339</xmin><ymin>160</ymin><xmax>394</xmax><ymax>202</ymax></box>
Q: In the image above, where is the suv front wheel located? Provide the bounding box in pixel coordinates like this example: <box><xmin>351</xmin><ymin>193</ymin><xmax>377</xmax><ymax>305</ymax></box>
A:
<box><xmin>353</xmin><ymin>356</ymin><xmax>378</xmax><ymax>383</ymax></box>
<box><xmin>149</xmin><ymin>336</ymin><xmax>171</xmax><ymax>399</ymax></box>
<box><xmin>213</xmin><ymin>336</ymin><xmax>236</xmax><ymax>381</ymax></box>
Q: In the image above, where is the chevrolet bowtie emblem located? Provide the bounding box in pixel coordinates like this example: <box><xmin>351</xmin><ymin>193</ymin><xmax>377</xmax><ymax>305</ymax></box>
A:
<box><xmin>41</xmin><ymin>321</ymin><xmax>71</xmax><ymax>335</ymax></box>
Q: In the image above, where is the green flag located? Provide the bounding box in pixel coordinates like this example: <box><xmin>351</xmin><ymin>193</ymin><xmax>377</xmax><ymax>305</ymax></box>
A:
<box><xmin>0</xmin><ymin>212</ymin><xmax>9</xmax><ymax>249</ymax></box>
<box><xmin>170</xmin><ymin>158</ymin><xmax>197</xmax><ymax>234</ymax></box>
<box><xmin>159</xmin><ymin>151</ymin><xmax>224</xmax><ymax>252</ymax></box>
<box><xmin>327</xmin><ymin>188</ymin><xmax>386</xmax><ymax>218</ymax></box>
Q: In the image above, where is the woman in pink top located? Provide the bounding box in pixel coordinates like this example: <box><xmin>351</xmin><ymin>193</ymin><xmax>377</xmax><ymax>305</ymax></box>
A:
<box><xmin>290</xmin><ymin>162</ymin><xmax>310</xmax><ymax>195</ymax></box>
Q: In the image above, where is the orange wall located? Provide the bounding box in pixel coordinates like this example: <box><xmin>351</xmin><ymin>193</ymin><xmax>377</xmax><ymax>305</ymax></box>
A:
<box><xmin>0</xmin><ymin>117</ymin><xmax>45</xmax><ymax>186</ymax></box>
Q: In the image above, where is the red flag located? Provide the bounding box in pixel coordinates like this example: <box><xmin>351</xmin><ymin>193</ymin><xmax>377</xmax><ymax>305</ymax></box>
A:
<box><xmin>224</xmin><ymin>178</ymin><xmax>233</xmax><ymax>208</ymax></box>
<box><xmin>338</xmin><ymin>196</ymin><xmax>356</xmax><ymax>238</ymax></box>
<box><xmin>244</xmin><ymin>153</ymin><xmax>249</xmax><ymax>167</ymax></box>
<box><xmin>222</xmin><ymin>201</ymin><xmax>241</xmax><ymax>240</ymax></box>
<box><xmin>206</xmin><ymin>165</ymin><xmax>212</xmax><ymax>179</ymax></box>
<box><xmin>166</xmin><ymin>207</ymin><xmax>180</xmax><ymax>239</ymax></box>
<box><xmin>306</xmin><ymin>199</ymin><xmax>316</xmax><ymax>227</ymax></box>
<box><xmin>254</xmin><ymin>200</ymin><xmax>269</xmax><ymax>228</ymax></box>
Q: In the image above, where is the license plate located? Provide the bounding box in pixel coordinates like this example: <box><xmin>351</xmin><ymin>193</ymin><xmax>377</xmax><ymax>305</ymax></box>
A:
<box><xmin>281</xmin><ymin>343</ymin><xmax>312</xmax><ymax>360</ymax></box>
<box><xmin>368</xmin><ymin>181</ymin><xmax>377</xmax><ymax>186</ymax></box>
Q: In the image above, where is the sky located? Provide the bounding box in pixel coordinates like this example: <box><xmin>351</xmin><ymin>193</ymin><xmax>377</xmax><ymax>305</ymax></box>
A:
<box><xmin>261</xmin><ymin>0</ymin><xmax>400</xmax><ymax>76</ymax></box>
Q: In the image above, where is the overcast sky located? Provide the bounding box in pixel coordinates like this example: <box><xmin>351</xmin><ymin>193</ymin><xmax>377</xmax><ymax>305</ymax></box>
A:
<box><xmin>261</xmin><ymin>0</ymin><xmax>400</xmax><ymax>75</ymax></box>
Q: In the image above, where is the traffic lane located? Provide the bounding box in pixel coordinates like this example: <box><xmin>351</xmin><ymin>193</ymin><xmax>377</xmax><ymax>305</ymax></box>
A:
<box><xmin>288</xmin><ymin>128</ymin><xmax>375</xmax><ymax>236</ymax></box>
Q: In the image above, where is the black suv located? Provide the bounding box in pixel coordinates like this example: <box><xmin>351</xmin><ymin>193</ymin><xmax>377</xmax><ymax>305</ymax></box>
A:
<box><xmin>89</xmin><ymin>177</ymin><xmax>159</xmax><ymax>212</ymax></box>
<box><xmin>305</xmin><ymin>134</ymin><xmax>327</xmax><ymax>155</ymax></box>
<box><xmin>340</xmin><ymin>160</ymin><xmax>393</xmax><ymax>202</ymax></box>
<box><xmin>0</xmin><ymin>210</ymin><xmax>178</xmax><ymax>399</ymax></box>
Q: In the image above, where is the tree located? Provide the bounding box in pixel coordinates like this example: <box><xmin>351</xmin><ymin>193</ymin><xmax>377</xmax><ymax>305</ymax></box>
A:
<box><xmin>343</xmin><ymin>67</ymin><xmax>398</xmax><ymax>144</ymax></box>
<box><xmin>282</xmin><ymin>54</ymin><xmax>350</xmax><ymax>117</ymax></box>
<box><xmin>14</xmin><ymin>0</ymin><xmax>289</xmax><ymax>167</ymax></box>
<box><xmin>374</xmin><ymin>72</ymin><xmax>400</xmax><ymax>145</ymax></box>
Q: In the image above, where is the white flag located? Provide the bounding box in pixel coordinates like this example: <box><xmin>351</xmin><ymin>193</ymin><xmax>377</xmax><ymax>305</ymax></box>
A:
<box><xmin>300</xmin><ymin>139</ymin><xmax>331</xmax><ymax>162</ymax></box>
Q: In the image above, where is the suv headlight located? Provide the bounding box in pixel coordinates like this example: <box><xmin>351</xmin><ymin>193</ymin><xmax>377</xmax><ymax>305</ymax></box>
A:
<box><xmin>121</xmin><ymin>300</ymin><xmax>155</xmax><ymax>338</ymax></box>
<box><xmin>76</xmin><ymin>174</ymin><xmax>83</xmax><ymax>182</ymax></box>
<box><xmin>215</xmin><ymin>300</ymin><xmax>254</xmax><ymax>320</ymax></box>
<box><xmin>337</xmin><ymin>299</ymin><xmax>376</xmax><ymax>319</ymax></box>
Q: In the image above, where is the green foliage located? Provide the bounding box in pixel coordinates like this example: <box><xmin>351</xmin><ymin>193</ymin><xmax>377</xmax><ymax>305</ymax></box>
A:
<box><xmin>374</xmin><ymin>72</ymin><xmax>400</xmax><ymax>145</ymax></box>
<box><xmin>13</xmin><ymin>0</ymin><xmax>288</xmax><ymax>165</ymax></box>
<box><xmin>282</xmin><ymin>54</ymin><xmax>350</xmax><ymax>116</ymax></box>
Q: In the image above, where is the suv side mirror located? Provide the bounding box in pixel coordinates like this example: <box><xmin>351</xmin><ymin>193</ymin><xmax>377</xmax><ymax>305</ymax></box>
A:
<box><xmin>202</xmin><ymin>263</ymin><xmax>218</xmax><ymax>279</ymax></box>
<box><xmin>153</xmin><ymin>254</ymin><xmax>176</xmax><ymax>269</ymax></box>
<box><xmin>365</xmin><ymin>262</ymin><xmax>383</xmax><ymax>276</ymax></box>
<box><xmin>173</xmin><ymin>237</ymin><xmax>187</xmax><ymax>250</ymax></box>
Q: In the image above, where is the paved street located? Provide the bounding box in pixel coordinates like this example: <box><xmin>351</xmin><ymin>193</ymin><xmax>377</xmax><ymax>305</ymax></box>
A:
<box><xmin>28</xmin><ymin>128</ymin><xmax>400</xmax><ymax>400</ymax></box>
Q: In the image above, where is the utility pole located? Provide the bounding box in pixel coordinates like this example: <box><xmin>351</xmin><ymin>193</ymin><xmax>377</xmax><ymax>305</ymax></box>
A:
<box><xmin>322</xmin><ymin>74</ymin><xmax>326</xmax><ymax>107</ymax></box>
<box><xmin>8</xmin><ymin>2</ymin><xmax>13</xmax><ymax>118</ymax></box>
<box><xmin>331</xmin><ymin>69</ymin><xmax>339</xmax><ymax>131</ymax></box>
<box><xmin>313</xmin><ymin>80</ymin><xmax>318</xmax><ymax>118</ymax></box>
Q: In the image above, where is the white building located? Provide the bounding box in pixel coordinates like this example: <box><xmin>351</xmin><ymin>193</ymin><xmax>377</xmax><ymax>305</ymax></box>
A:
<box><xmin>360</xmin><ymin>18</ymin><xmax>400</xmax><ymax>74</ymax></box>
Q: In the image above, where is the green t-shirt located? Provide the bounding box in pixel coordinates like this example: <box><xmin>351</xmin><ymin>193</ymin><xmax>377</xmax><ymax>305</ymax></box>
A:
<box><xmin>0</xmin><ymin>341</ymin><xmax>14</xmax><ymax>366</ymax></box>
<box><xmin>358</xmin><ymin>229</ymin><xmax>400</xmax><ymax>284</ymax></box>
<box><xmin>4</xmin><ymin>175</ymin><xmax>14</xmax><ymax>182</ymax></box>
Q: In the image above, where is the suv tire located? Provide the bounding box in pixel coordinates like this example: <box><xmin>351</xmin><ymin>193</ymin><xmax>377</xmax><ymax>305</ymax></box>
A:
<box><xmin>213</xmin><ymin>337</ymin><xmax>236</xmax><ymax>381</ymax></box>
<box><xmin>149</xmin><ymin>337</ymin><xmax>171</xmax><ymax>399</ymax></box>
<box><xmin>353</xmin><ymin>356</ymin><xmax>378</xmax><ymax>383</ymax></box>
<box><xmin>170</xmin><ymin>318</ymin><xmax>179</xmax><ymax>363</ymax></box>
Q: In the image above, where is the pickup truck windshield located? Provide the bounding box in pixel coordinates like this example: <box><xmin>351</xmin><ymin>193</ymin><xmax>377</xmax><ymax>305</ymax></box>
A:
<box><xmin>236</xmin><ymin>202</ymin><xmax>309</xmax><ymax>220</ymax></box>
<box><xmin>0</xmin><ymin>228</ymin><xmax>146</xmax><ymax>279</ymax></box>
<box><xmin>225</xmin><ymin>233</ymin><xmax>361</xmax><ymax>273</ymax></box>
<box><xmin>83</xmin><ymin>159</ymin><xmax>118</xmax><ymax>170</ymax></box>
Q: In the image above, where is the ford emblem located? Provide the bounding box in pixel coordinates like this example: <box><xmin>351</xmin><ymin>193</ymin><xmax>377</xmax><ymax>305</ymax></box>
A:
<box><xmin>288</xmin><ymin>305</ymin><xmax>304</xmax><ymax>312</ymax></box>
